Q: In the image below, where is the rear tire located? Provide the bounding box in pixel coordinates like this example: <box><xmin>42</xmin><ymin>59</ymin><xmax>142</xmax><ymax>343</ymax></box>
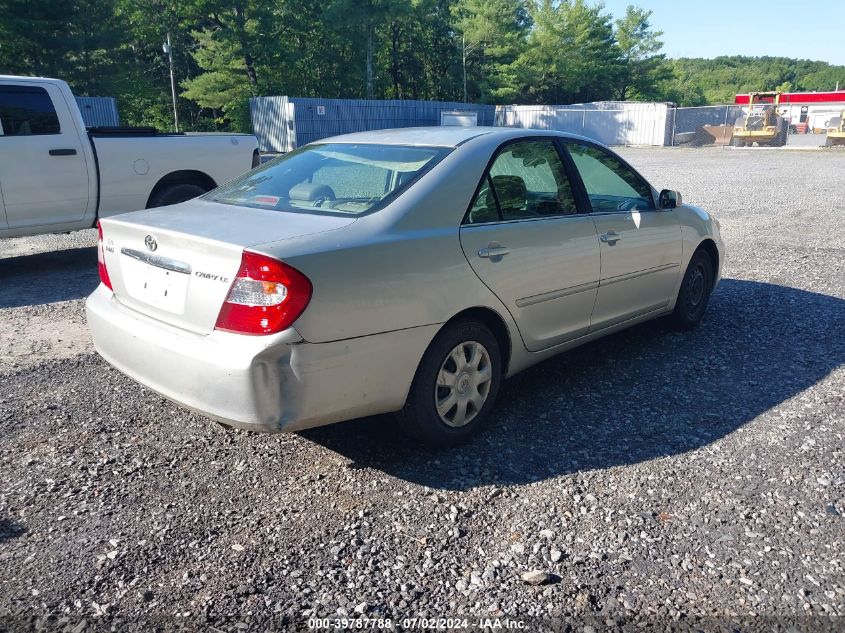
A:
<box><xmin>670</xmin><ymin>249</ymin><xmax>714</xmax><ymax>330</ymax></box>
<box><xmin>396</xmin><ymin>320</ymin><xmax>502</xmax><ymax>447</ymax></box>
<box><xmin>148</xmin><ymin>183</ymin><xmax>207</xmax><ymax>208</ymax></box>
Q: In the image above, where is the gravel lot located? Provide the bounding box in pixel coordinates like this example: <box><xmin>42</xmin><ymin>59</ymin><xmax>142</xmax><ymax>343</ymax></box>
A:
<box><xmin>1</xmin><ymin>147</ymin><xmax>843</xmax><ymax>632</ymax></box>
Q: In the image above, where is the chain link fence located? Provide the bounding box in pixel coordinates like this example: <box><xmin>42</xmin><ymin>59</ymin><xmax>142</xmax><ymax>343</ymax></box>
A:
<box><xmin>668</xmin><ymin>104</ymin><xmax>827</xmax><ymax>148</ymax></box>
<box><xmin>669</xmin><ymin>105</ymin><xmax>744</xmax><ymax>147</ymax></box>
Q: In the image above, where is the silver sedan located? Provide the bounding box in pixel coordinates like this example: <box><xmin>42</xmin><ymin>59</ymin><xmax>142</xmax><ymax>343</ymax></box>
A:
<box><xmin>86</xmin><ymin>127</ymin><xmax>724</xmax><ymax>446</ymax></box>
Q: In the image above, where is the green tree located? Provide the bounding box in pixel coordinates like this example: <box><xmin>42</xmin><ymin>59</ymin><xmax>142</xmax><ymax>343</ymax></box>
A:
<box><xmin>180</xmin><ymin>29</ymin><xmax>254</xmax><ymax>128</ymax></box>
<box><xmin>452</xmin><ymin>0</ymin><xmax>531</xmax><ymax>102</ymax></box>
<box><xmin>377</xmin><ymin>0</ymin><xmax>462</xmax><ymax>100</ymax></box>
<box><xmin>613</xmin><ymin>5</ymin><xmax>669</xmax><ymax>100</ymax></box>
<box><xmin>663</xmin><ymin>56</ymin><xmax>845</xmax><ymax>105</ymax></box>
<box><xmin>115</xmin><ymin>0</ymin><xmax>208</xmax><ymax>130</ymax></box>
<box><xmin>0</xmin><ymin>0</ymin><xmax>129</xmax><ymax>95</ymax></box>
<box><xmin>263</xmin><ymin>0</ymin><xmax>358</xmax><ymax>98</ymax></box>
<box><xmin>516</xmin><ymin>0</ymin><xmax>622</xmax><ymax>104</ymax></box>
<box><xmin>325</xmin><ymin>0</ymin><xmax>406</xmax><ymax>98</ymax></box>
<box><xmin>179</xmin><ymin>0</ymin><xmax>272</xmax><ymax>122</ymax></box>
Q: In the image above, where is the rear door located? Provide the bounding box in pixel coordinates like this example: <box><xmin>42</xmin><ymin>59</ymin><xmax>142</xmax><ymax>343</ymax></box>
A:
<box><xmin>563</xmin><ymin>142</ymin><xmax>682</xmax><ymax>330</ymax></box>
<box><xmin>0</xmin><ymin>81</ymin><xmax>92</xmax><ymax>229</ymax></box>
<box><xmin>459</xmin><ymin>139</ymin><xmax>600</xmax><ymax>352</ymax></box>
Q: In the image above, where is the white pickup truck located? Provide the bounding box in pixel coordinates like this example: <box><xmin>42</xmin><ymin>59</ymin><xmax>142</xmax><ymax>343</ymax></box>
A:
<box><xmin>0</xmin><ymin>75</ymin><xmax>259</xmax><ymax>238</ymax></box>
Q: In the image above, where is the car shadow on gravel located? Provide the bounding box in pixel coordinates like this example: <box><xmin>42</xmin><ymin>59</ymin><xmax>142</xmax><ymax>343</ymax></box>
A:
<box><xmin>0</xmin><ymin>247</ymin><xmax>98</xmax><ymax>308</ymax></box>
<box><xmin>304</xmin><ymin>279</ymin><xmax>845</xmax><ymax>489</ymax></box>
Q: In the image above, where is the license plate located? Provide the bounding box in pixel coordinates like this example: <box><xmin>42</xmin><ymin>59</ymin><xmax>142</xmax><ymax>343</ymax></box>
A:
<box><xmin>122</xmin><ymin>256</ymin><xmax>190</xmax><ymax>314</ymax></box>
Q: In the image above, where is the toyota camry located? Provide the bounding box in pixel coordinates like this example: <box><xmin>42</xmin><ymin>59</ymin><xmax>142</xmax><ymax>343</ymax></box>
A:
<box><xmin>86</xmin><ymin>127</ymin><xmax>724</xmax><ymax>446</ymax></box>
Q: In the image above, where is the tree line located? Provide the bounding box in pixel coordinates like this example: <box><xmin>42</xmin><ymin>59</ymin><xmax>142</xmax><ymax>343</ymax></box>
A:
<box><xmin>2</xmin><ymin>0</ymin><xmax>844</xmax><ymax>132</ymax></box>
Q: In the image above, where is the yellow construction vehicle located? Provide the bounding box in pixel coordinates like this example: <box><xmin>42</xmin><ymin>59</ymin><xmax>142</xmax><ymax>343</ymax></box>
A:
<box><xmin>730</xmin><ymin>92</ymin><xmax>788</xmax><ymax>147</ymax></box>
<box><xmin>825</xmin><ymin>110</ymin><xmax>845</xmax><ymax>146</ymax></box>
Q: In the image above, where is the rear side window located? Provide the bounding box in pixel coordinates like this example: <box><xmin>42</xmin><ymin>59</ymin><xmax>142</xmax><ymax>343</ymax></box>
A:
<box><xmin>565</xmin><ymin>143</ymin><xmax>653</xmax><ymax>212</ymax></box>
<box><xmin>0</xmin><ymin>86</ymin><xmax>61</xmax><ymax>136</ymax></box>
<box><xmin>465</xmin><ymin>140</ymin><xmax>578</xmax><ymax>224</ymax></box>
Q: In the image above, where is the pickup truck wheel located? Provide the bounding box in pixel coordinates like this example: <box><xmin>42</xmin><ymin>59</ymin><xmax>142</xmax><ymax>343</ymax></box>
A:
<box><xmin>397</xmin><ymin>320</ymin><xmax>502</xmax><ymax>447</ymax></box>
<box><xmin>148</xmin><ymin>183</ymin><xmax>207</xmax><ymax>208</ymax></box>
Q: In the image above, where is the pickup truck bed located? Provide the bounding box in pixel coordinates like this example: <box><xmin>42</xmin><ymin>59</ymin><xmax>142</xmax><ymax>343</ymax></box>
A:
<box><xmin>0</xmin><ymin>75</ymin><xmax>259</xmax><ymax>238</ymax></box>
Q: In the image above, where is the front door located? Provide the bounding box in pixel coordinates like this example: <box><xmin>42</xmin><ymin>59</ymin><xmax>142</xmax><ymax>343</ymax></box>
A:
<box><xmin>0</xmin><ymin>81</ymin><xmax>91</xmax><ymax>229</ymax></box>
<box><xmin>459</xmin><ymin>139</ymin><xmax>600</xmax><ymax>352</ymax></box>
<box><xmin>563</xmin><ymin>142</ymin><xmax>682</xmax><ymax>330</ymax></box>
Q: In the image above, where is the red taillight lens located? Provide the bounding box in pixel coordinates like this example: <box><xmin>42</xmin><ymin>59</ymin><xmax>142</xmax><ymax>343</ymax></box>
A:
<box><xmin>97</xmin><ymin>221</ymin><xmax>113</xmax><ymax>290</ymax></box>
<box><xmin>214</xmin><ymin>251</ymin><xmax>312</xmax><ymax>335</ymax></box>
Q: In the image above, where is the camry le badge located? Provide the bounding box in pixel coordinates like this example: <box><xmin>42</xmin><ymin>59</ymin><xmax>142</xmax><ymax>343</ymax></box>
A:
<box><xmin>144</xmin><ymin>235</ymin><xmax>158</xmax><ymax>252</ymax></box>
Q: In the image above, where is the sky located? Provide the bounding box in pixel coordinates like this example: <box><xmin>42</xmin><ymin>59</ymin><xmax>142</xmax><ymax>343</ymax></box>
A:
<box><xmin>599</xmin><ymin>0</ymin><xmax>845</xmax><ymax>66</ymax></box>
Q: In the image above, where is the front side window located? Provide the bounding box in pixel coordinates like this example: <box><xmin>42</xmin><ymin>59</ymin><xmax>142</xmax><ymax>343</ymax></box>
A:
<box><xmin>0</xmin><ymin>86</ymin><xmax>61</xmax><ymax>136</ymax></box>
<box><xmin>465</xmin><ymin>140</ymin><xmax>578</xmax><ymax>224</ymax></box>
<box><xmin>565</xmin><ymin>143</ymin><xmax>653</xmax><ymax>212</ymax></box>
<box><xmin>206</xmin><ymin>143</ymin><xmax>449</xmax><ymax>215</ymax></box>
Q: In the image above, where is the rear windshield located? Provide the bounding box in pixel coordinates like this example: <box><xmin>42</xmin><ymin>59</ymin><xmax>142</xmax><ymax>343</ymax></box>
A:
<box><xmin>206</xmin><ymin>143</ymin><xmax>450</xmax><ymax>215</ymax></box>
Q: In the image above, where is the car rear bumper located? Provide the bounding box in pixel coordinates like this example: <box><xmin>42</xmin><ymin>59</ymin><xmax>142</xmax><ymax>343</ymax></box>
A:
<box><xmin>86</xmin><ymin>285</ymin><xmax>439</xmax><ymax>432</ymax></box>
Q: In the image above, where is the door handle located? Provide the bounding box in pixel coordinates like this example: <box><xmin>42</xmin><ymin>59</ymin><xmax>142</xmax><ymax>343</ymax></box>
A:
<box><xmin>49</xmin><ymin>148</ymin><xmax>77</xmax><ymax>156</ymax></box>
<box><xmin>478</xmin><ymin>245</ymin><xmax>510</xmax><ymax>259</ymax></box>
<box><xmin>600</xmin><ymin>231</ymin><xmax>621</xmax><ymax>245</ymax></box>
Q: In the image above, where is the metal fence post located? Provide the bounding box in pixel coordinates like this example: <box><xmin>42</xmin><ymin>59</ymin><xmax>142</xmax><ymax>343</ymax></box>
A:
<box><xmin>783</xmin><ymin>97</ymin><xmax>789</xmax><ymax>147</ymax></box>
<box><xmin>670</xmin><ymin>107</ymin><xmax>676</xmax><ymax>147</ymax></box>
<box><xmin>723</xmin><ymin>106</ymin><xmax>729</xmax><ymax>147</ymax></box>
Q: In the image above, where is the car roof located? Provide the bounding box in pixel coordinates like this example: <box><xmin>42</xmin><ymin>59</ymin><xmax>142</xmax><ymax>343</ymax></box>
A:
<box><xmin>316</xmin><ymin>126</ymin><xmax>589</xmax><ymax>148</ymax></box>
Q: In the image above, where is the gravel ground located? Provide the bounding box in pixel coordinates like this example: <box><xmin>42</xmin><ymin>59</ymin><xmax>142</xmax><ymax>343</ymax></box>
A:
<box><xmin>1</xmin><ymin>147</ymin><xmax>843</xmax><ymax>632</ymax></box>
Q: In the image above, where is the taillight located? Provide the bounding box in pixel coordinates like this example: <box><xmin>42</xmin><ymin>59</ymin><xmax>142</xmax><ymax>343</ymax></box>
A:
<box><xmin>215</xmin><ymin>251</ymin><xmax>312</xmax><ymax>335</ymax></box>
<box><xmin>97</xmin><ymin>221</ymin><xmax>113</xmax><ymax>290</ymax></box>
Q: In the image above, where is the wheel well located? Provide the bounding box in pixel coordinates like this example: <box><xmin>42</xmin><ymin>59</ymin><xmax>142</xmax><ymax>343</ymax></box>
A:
<box><xmin>446</xmin><ymin>307</ymin><xmax>512</xmax><ymax>374</ymax></box>
<box><xmin>146</xmin><ymin>170</ymin><xmax>217</xmax><ymax>208</ymax></box>
<box><xmin>696</xmin><ymin>238</ymin><xmax>720</xmax><ymax>288</ymax></box>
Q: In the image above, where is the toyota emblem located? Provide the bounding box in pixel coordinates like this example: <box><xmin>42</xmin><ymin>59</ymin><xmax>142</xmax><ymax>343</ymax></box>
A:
<box><xmin>144</xmin><ymin>235</ymin><xmax>158</xmax><ymax>252</ymax></box>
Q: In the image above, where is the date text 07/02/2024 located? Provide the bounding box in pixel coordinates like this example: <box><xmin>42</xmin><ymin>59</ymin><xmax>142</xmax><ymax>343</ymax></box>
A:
<box><xmin>306</xmin><ymin>617</ymin><xmax>527</xmax><ymax>630</ymax></box>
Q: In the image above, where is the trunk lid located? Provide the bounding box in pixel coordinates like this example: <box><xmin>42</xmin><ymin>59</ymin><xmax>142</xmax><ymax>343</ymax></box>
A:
<box><xmin>100</xmin><ymin>200</ymin><xmax>354</xmax><ymax>334</ymax></box>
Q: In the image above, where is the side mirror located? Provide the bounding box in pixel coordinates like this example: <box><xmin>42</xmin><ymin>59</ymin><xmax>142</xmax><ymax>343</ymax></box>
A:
<box><xmin>658</xmin><ymin>189</ymin><xmax>682</xmax><ymax>209</ymax></box>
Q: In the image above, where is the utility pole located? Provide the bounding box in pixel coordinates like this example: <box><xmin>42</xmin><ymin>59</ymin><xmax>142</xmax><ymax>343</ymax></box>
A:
<box><xmin>462</xmin><ymin>34</ymin><xmax>467</xmax><ymax>103</ymax></box>
<box><xmin>163</xmin><ymin>32</ymin><xmax>179</xmax><ymax>132</ymax></box>
<box><xmin>462</xmin><ymin>35</ymin><xmax>478</xmax><ymax>104</ymax></box>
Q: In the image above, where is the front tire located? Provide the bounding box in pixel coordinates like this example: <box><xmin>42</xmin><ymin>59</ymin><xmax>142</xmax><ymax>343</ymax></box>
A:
<box><xmin>397</xmin><ymin>320</ymin><xmax>502</xmax><ymax>447</ymax></box>
<box><xmin>670</xmin><ymin>249</ymin><xmax>714</xmax><ymax>330</ymax></box>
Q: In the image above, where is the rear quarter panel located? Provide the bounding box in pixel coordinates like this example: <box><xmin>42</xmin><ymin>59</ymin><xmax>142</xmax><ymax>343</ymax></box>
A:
<box><xmin>94</xmin><ymin>134</ymin><xmax>258</xmax><ymax>217</ymax></box>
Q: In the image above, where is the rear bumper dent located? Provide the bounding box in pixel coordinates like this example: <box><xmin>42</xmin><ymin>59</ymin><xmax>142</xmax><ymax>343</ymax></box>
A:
<box><xmin>85</xmin><ymin>286</ymin><xmax>438</xmax><ymax>432</ymax></box>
